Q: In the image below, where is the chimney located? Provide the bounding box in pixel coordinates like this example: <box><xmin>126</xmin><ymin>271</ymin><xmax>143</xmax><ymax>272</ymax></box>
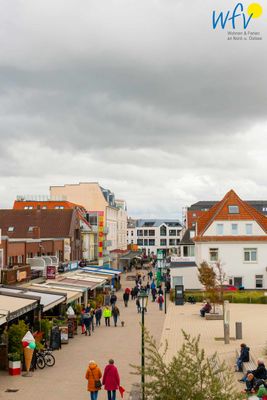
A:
<box><xmin>32</xmin><ymin>226</ymin><xmax>40</xmax><ymax>239</ymax></box>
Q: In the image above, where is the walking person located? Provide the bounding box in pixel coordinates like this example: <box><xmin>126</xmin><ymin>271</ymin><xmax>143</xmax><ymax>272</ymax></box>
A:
<box><xmin>103</xmin><ymin>306</ymin><xmax>112</xmax><ymax>327</ymax></box>
<box><xmin>83</xmin><ymin>313</ymin><xmax>93</xmax><ymax>336</ymax></box>
<box><xmin>151</xmin><ymin>287</ymin><xmax>157</xmax><ymax>302</ymax></box>
<box><xmin>110</xmin><ymin>292</ymin><xmax>117</xmax><ymax>310</ymax></box>
<box><xmin>130</xmin><ymin>288</ymin><xmax>135</xmax><ymax>300</ymax></box>
<box><xmin>85</xmin><ymin>360</ymin><xmax>102</xmax><ymax>400</ymax></box>
<box><xmin>157</xmin><ymin>294</ymin><xmax>164</xmax><ymax>311</ymax></box>
<box><xmin>146</xmin><ymin>282</ymin><xmax>150</xmax><ymax>295</ymax></box>
<box><xmin>123</xmin><ymin>291</ymin><xmax>129</xmax><ymax>307</ymax></box>
<box><xmin>95</xmin><ymin>306</ymin><xmax>102</xmax><ymax>327</ymax></box>
<box><xmin>112</xmin><ymin>305</ymin><xmax>120</xmax><ymax>327</ymax></box>
<box><xmin>102</xmin><ymin>359</ymin><xmax>120</xmax><ymax>400</ymax></box>
<box><xmin>136</xmin><ymin>298</ymin><xmax>141</xmax><ymax>313</ymax></box>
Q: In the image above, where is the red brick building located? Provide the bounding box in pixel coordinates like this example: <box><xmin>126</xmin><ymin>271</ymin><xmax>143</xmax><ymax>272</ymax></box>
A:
<box><xmin>0</xmin><ymin>209</ymin><xmax>82</xmax><ymax>267</ymax></box>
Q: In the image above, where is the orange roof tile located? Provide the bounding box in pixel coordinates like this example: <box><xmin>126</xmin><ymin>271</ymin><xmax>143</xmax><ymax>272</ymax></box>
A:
<box><xmin>194</xmin><ymin>235</ymin><xmax>267</xmax><ymax>242</ymax></box>
<box><xmin>196</xmin><ymin>189</ymin><xmax>267</xmax><ymax>236</ymax></box>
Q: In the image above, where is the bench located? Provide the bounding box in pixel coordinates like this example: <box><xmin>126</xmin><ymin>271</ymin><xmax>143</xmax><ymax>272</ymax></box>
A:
<box><xmin>206</xmin><ymin>313</ymin><xmax>223</xmax><ymax>320</ymax></box>
<box><xmin>235</xmin><ymin>349</ymin><xmax>257</xmax><ymax>373</ymax></box>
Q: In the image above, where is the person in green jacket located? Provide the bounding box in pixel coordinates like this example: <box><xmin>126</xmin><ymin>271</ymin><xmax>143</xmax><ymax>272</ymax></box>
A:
<box><xmin>256</xmin><ymin>382</ymin><xmax>267</xmax><ymax>399</ymax></box>
<box><xmin>103</xmin><ymin>306</ymin><xmax>112</xmax><ymax>327</ymax></box>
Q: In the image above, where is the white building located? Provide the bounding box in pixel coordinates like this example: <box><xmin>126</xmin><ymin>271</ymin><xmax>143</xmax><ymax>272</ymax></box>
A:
<box><xmin>127</xmin><ymin>219</ymin><xmax>182</xmax><ymax>256</ymax></box>
<box><xmin>193</xmin><ymin>189</ymin><xmax>267</xmax><ymax>289</ymax></box>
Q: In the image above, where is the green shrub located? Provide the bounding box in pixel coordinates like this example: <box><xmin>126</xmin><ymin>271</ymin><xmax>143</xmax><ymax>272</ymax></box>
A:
<box><xmin>183</xmin><ymin>290</ymin><xmax>267</xmax><ymax>304</ymax></box>
<box><xmin>40</xmin><ymin>319</ymin><xmax>53</xmax><ymax>341</ymax></box>
<box><xmin>8</xmin><ymin>352</ymin><xmax>21</xmax><ymax>362</ymax></box>
<box><xmin>8</xmin><ymin>320</ymin><xmax>28</xmax><ymax>359</ymax></box>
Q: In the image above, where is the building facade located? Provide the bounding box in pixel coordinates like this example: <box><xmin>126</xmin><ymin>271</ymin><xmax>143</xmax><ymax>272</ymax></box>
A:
<box><xmin>0</xmin><ymin>209</ymin><xmax>85</xmax><ymax>267</ymax></box>
<box><xmin>194</xmin><ymin>190</ymin><xmax>267</xmax><ymax>289</ymax></box>
<box><xmin>127</xmin><ymin>219</ymin><xmax>182</xmax><ymax>256</ymax></box>
<box><xmin>50</xmin><ymin>182</ymin><xmax>127</xmax><ymax>255</ymax></box>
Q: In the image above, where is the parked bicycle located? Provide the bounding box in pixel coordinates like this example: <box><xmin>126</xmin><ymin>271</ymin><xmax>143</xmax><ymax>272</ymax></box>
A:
<box><xmin>41</xmin><ymin>348</ymin><xmax>55</xmax><ymax>367</ymax></box>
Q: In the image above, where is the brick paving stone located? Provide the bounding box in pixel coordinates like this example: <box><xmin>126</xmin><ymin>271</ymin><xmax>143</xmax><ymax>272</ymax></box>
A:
<box><xmin>0</xmin><ymin>271</ymin><xmax>166</xmax><ymax>400</ymax></box>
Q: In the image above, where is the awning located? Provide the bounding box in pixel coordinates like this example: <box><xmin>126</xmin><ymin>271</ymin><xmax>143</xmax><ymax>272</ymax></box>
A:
<box><xmin>31</xmin><ymin>284</ymin><xmax>82</xmax><ymax>303</ymax></box>
<box><xmin>0</xmin><ymin>294</ymin><xmax>39</xmax><ymax>321</ymax></box>
<box><xmin>0</xmin><ymin>286</ymin><xmax>65</xmax><ymax>312</ymax></box>
<box><xmin>59</xmin><ymin>278</ymin><xmax>101</xmax><ymax>290</ymax></box>
<box><xmin>0</xmin><ymin>309</ymin><xmax>8</xmax><ymax>326</ymax></box>
<box><xmin>170</xmin><ymin>262</ymin><xmax>197</xmax><ymax>268</ymax></box>
<box><xmin>82</xmin><ymin>267</ymin><xmax>120</xmax><ymax>276</ymax></box>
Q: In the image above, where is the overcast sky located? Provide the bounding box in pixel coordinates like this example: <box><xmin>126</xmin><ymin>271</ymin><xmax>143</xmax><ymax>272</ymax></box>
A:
<box><xmin>0</xmin><ymin>0</ymin><xmax>266</xmax><ymax>219</ymax></box>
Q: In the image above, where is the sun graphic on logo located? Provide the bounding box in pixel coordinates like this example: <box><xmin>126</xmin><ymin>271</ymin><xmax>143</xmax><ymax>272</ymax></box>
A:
<box><xmin>247</xmin><ymin>3</ymin><xmax>263</xmax><ymax>18</ymax></box>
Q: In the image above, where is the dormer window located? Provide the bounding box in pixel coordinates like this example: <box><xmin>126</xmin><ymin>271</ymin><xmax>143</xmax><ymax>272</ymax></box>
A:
<box><xmin>228</xmin><ymin>205</ymin><xmax>239</xmax><ymax>214</ymax></box>
<box><xmin>8</xmin><ymin>226</ymin><xmax>14</xmax><ymax>232</ymax></box>
<box><xmin>28</xmin><ymin>226</ymin><xmax>34</xmax><ymax>232</ymax></box>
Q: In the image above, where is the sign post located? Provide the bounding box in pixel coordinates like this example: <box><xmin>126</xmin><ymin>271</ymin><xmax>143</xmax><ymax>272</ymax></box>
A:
<box><xmin>223</xmin><ymin>300</ymin><xmax>230</xmax><ymax>344</ymax></box>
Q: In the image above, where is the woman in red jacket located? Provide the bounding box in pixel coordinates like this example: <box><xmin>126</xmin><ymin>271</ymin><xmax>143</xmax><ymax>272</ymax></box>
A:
<box><xmin>102</xmin><ymin>359</ymin><xmax>120</xmax><ymax>400</ymax></box>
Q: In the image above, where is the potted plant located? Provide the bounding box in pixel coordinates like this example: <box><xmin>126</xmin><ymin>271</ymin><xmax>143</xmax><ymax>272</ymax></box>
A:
<box><xmin>8</xmin><ymin>352</ymin><xmax>21</xmax><ymax>375</ymax></box>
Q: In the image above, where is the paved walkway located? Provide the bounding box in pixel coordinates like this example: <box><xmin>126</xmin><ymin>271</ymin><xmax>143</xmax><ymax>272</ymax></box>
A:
<box><xmin>160</xmin><ymin>302</ymin><xmax>267</xmax><ymax>390</ymax></box>
<box><xmin>0</xmin><ymin>271</ymin><xmax>166</xmax><ymax>400</ymax></box>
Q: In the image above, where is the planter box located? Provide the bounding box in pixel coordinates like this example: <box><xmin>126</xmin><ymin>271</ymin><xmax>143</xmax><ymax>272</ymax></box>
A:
<box><xmin>206</xmin><ymin>314</ymin><xmax>223</xmax><ymax>320</ymax></box>
<box><xmin>8</xmin><ymin>360</ymin><xmax>21</xmax><ymax>376</ymax></box>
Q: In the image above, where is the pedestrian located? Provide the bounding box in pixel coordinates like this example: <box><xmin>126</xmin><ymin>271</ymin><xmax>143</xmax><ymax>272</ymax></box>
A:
<box><xmin>85</xmin><ymin>302</ymin><xmax>92</xmax><ymax>313</ymax></box>
<box><xmin>110</xmin><ymin>292</ymin><xmax>117</xmax><ymax>309</ymax></box>
<box><xmin>146</xmin><ymin>282</ymin><xmax>150</xmax><ymax>295</ymax></box>
<box><xmin>130</xmin><ymin>288</ymin><xmax>135</xmax><ymax>300</ymax></box>
<box><xmin>151</xmin><ymin>279</ymin><xmax>156</xmax><ymax>290</ymax></box>
<box><xmin>148</xmin><ymin>271</ymin><xmax>153</xmax><ymax>281</ymax></box>
<box><xmin>83</xmin><ymin>313</ymin><xmax>93</xmax><ymax>336</ymax></box>
<box><xmin>95</xmin><ymin>306</ymin><xmax>102</xmax><ymax>327</ymax></box>
<box><xmin>85</xmin><ymin>360</ymin><xmax>102</xmax><ymax>400</ymax></box>
<box><xmin>81</xmin><ymin>307</ymin><xmax>86</xmax><ymax>334</ymax></box>
<box><xmin>158</xmin><ymin>286</ymin><xmax>163</xmax><ymax>296</ymax></box>
<box><xmin>102</xmin><ymin>359</ymin><xmax>120</xmax><ymax>400</ymax></box>
<box><xmin>157</xmin><ymin>294</ymin><xmax>164</xmax><ymax>311</ymax></box>
<box><xmin>136</xmin><ymin>298</ymin><xmax>141</xmax><ymax>313</ymax></box>
<box><xmin>103</xmin><ymin>306</ymin><xmax>112</xmax><ymax>327</ymax></box>
<box><xmin>123</xmin><ymin>291</ymin><xmax>129</xmax><ymax>307</ymax></box>
<box><xmin>151</xmin><ymin>287</ymin><xmax>157</xmax><ymax>302</ymax></box>
<box><xmin>112</xmin><ymin>305</ymin><xmax>120</xmax><ymax>327</ymax></box>
<box><xmin>90</xmin><ymin>307</ymin><xmax>95</xmax><ymax>332</ymax></box>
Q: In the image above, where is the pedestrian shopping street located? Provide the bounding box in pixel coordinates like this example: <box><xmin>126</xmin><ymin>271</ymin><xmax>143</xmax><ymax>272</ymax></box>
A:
<box><xmin>0</xmin><ymin>271</ymin><xmax>166</xmax><ymax>400</ymax></box>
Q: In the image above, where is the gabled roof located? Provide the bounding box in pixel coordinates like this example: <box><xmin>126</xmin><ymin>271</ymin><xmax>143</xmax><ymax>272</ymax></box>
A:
<box><xmin>0</xmin><ymin>209</ymin><xmax>75</xmax><ymax>238</ymax></box>
<box><xmin>196</xmin><ymin>190</ymin><xmax>267</xmax><ymax>237</ymax></box>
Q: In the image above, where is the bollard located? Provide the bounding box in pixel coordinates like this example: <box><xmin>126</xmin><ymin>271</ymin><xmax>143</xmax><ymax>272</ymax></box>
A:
<box><xmin>235</xmin><ymin>322</ymin><xmax>242</xmax><ymax>339</ymax></box>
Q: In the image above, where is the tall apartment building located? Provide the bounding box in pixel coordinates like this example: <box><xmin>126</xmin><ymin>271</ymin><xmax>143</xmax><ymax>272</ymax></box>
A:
<box><xmin>50</xmin><ymin>183</ymin><xmax>127</xmax><ymax>255</ymax></box>
<box><xmin>127</xmin><ymin>219</ymin><xmax>182</xmax><ymax>256</ymax></box>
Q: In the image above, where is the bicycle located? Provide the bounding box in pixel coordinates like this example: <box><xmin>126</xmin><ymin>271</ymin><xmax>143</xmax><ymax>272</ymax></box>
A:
<box><xmin>40</xmin><ymin>348</ymin><xmax>56</xmax><ymax>367</ymax></box>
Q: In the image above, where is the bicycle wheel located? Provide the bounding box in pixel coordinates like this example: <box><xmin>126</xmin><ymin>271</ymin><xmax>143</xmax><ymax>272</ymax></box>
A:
<box><xmin>36</xmin><ymin>355</ymin><xmax>46</xmax><ymax>369</ymax></box>
<box><xmin>44</xmin><ymin>353</ymin><xmax>55</xmax><ymax>367</ymax></box>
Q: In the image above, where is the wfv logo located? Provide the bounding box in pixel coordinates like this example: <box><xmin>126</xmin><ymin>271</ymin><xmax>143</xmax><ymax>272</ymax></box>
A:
<box><xmin>212</xmin><ymin>3</ymin><xmax>262</xmax><ymax>30</ymax></box>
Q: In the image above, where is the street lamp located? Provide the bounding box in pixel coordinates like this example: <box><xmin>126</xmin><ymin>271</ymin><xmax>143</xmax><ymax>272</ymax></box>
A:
<box><xmin>138</xmin><ymin>290</ymin><xmax>148</xmax><ymax>400</ymax></box>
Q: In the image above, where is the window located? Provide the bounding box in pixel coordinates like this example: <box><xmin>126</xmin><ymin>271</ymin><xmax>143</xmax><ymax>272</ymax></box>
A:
<box><xmin>137</xmin><ymin>230</ymin><xmax>143</xmax><ymax>237</ymax></box>
<box><xmin>8</xmin><ymin>226</ymin><xmax>14</xmax><ymax>232</ymax></box>
<box><xmin>176</xmin><ymin>239</ymin><xmax>180</xmax><ymax>245</ymax></box>
<box><xmin>245</xmin><ymin>224</ymin><xmax>253</xmax><ymax>235</ymax></box>
<box><xmin>160</xmin><ymin>225</ymin><xmax>167</xmax><ymax>236</ymax></box>
<box><xmin>131</xmin><ymin>231</ymin><xmax>134</xmax><ymax>236</ymax></box>
<box><xmin>209</xmin><ymin>248</ymin><xmax>218</xmax><ymax>261</ymax></box>
<box><xmin>216</xmin><ymin>224</ymin><xmax>224</xmax><ymax>235</ymax></box>
<box><xmin>228</xmin><ymin>205</ymin><xmax>239</xmax><ymax>214</ymax></box>
<box><xmin>244</xmin><ymin>248</ymin><xmax>257</xmax><ymax>262</ymax></box>
<box><xmin>42</xmin><ymin>206</ymin><xmax>47</xmax><ymax>209</ymax></box>
<box><xmin>262</xmin><ymin>207</ymin><xmax>267</xmax><ymax>212</ymax></box>
<box><xmin>55</xmin><ymin>206</ymin><xmax>64</xmax><ymax>209</ymax></box>
<box><xmin>169</xmin><ymin>229</ymin><xmax>176</xmax><ymax>236</ymax></box>
<box><xmin>137</xmin><ymin>239</ymin><xmax>143</xmax><ymax>246</ymax></box>
<box><xmin>149</xmin><ymin>239</ymin><xmax>155</xmax><ymax>246</ymax></box>
<box><xmin>28</xmin><ymin>226</ymin><xmax>34</xmax><ymax>232</ymax></box>
<box><xmin>255</xmin><ymin>275</ymin><xmax>263</xmax><ymax>288</ymax></box>
<box><xmin>144</xmin><ymin>239</ymin><xmax>148</xmax><ymax>245</ymax></box>
<box><xmin>131</xmin><ymin>240</ymin><xmax>133</xmax><ymax>244</ymax></box>
<box><xmin>18</xmin><ymin>255</ymin><xmax>23</xmax><ymax>264</ymax></box>
<box><xmin>231</xmin><ymin>223</ymin><xmax>238</xmax><ymax>235</ymax></box>
<box><xmin>144</xmin><ymin>230</ymin><xmax>148</xmax><ymax>236</ymax></box>
<box><xmin>148</xmin><ymin>230</ymin><xmax>155</xmax><ymax>236</ymax></box>
<box><xmin>192</xmin><ymin>213</ymin><xmax>196</xmax><ymax>217</ymax></box>
<box><xmin>160</xmin><ymin>239</ymin><xmax>167</xmax><ymax>246</ymax></box>
<box><xmin>169</xmin><ymin>239</ymin><xmax>176</xmax><ymax>246</ymax></box>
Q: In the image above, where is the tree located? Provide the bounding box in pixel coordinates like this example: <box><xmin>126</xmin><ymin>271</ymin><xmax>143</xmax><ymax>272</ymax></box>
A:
<box><xmin>132</xmin><ymin>329</ymin><xmax>242</xmax><ymax>400</ymax></box>
<box><xmin>198</xmin><ymin>261</ymin><xmax>227</xmax><ymax>310</ymax></box>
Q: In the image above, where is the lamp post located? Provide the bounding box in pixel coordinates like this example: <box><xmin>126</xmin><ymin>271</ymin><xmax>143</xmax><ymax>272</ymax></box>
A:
<box><xmin>138</xmin><ymin>290</ymin><xmax>148</xmax><ymax>400</ymax></box>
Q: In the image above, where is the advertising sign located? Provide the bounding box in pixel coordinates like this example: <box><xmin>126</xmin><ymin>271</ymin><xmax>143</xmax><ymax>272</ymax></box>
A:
<box><xmin>47</xmin><ymin>265</ymin><xmax>56</xmax><ymax>279</ymax></box>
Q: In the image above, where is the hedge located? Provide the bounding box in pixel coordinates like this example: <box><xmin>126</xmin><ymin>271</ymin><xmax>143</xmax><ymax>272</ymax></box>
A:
<box><xmin>169</xmin><ymin>289</ymin><xmax>267</xmax><ymax>304</ymax></box>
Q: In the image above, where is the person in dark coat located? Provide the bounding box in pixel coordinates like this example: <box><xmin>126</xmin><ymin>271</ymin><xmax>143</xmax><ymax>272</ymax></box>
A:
<box><xmin>95</xmin><ymin>306</ymin><xmax>102</xmax><ymax>327</ymax></box>
<box><xmin>240</xmin><ymin>359</ymin><xmax>267</xmax><ymax>392</ymax></box>
<box><xmin>123</xmin><ymin>291</ymin><xmax>129</xmax><ymax>307</ymax></box>
<box><xmin>236</xmin><ymin>343</ymin><xmax>250</xmax><ymax>371</ymax></box>
<box><xmin>151</xmin><ymin>287</ymin><xmax>157</xmax><ymax>302</ymax></box>
<box><xmin>102</xmin><ymin>359</ymin><xmax>120</xmax><ymax>400</ymax></box>
<box><xmin>200</xmin><ymin>301</ymin><xmax>212</xmax><ymax>317</ymax></box>
<box><xmin>110</xmin><ymin>293</ymin><xmax>117</xmax><ymax>309</ymax></box>
<box><xmin>112</xmin><ymin>305</ymin><xmax>120</xmax><ymax>327</ymax></box>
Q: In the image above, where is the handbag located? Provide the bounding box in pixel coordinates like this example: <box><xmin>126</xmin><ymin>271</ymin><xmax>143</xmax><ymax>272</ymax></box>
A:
<box><xmin>91</xmin><ymin>369</ymin><xmax>102</xmax><ymax>389</ymax></box>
